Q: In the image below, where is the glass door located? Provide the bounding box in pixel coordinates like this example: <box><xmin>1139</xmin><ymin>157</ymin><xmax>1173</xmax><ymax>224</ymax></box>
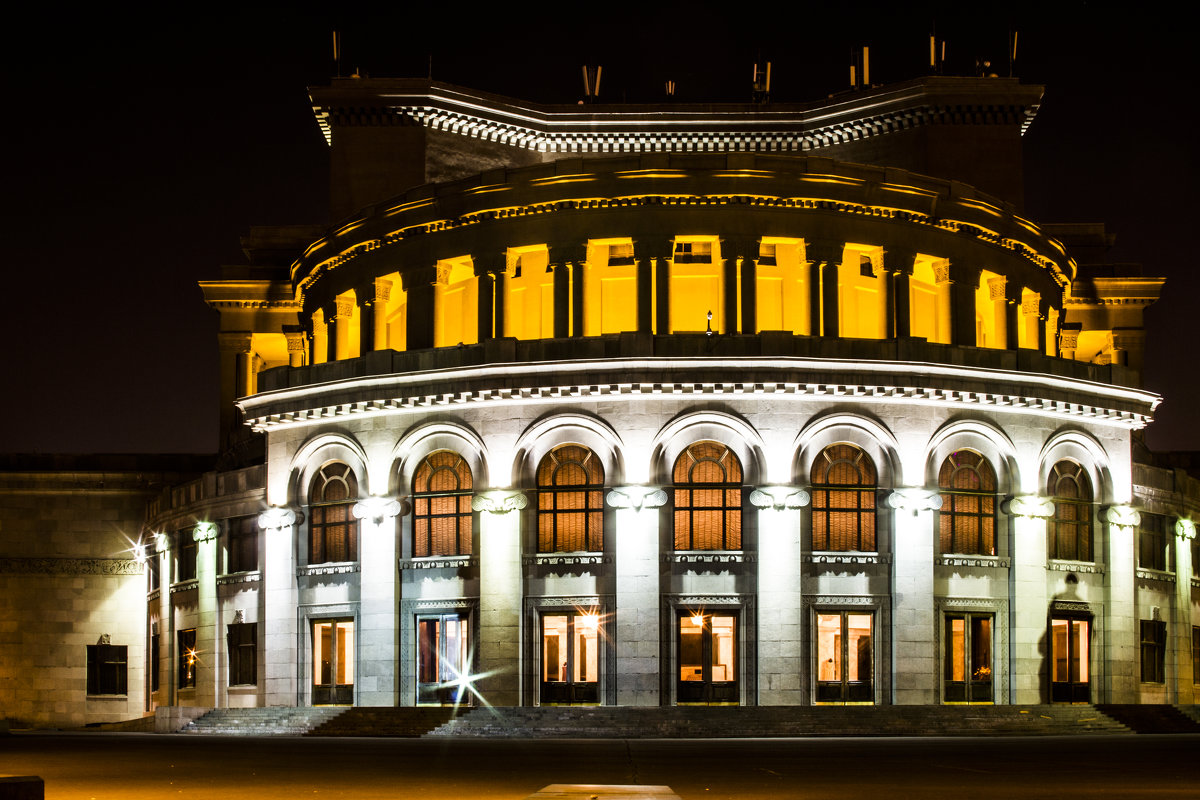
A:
<box><xmin>1050</xmin><ymin>617</ymin><xmax>1090</xmax><ymax>703</ymax></box>
<box><xmin>312</xmin><ymin>619</ymin><xmax>354</xmax><ymax>705</ymax></box>
<box><xmin>417</xmin><ymin>614</ymin><xmax>470</xmax><ymax>705</ymax></box>
<box><xmin>815</xmin><ymin>611</ymin><xmax>873</xmax><ymax>703</ymax></box>
<box><xmin>677</xmin><ymin>612</ymin><xmax>737</xmax><ymax>704</ymax></box>
<box><xmin>944</xmin><ymin>613</ymin><xmax>993</xmax><ymax>702</ymax></box>
<box><xmin>540</xmin><ymin>611</ymin><xmax>600</xmax><ymax>704</ymax></box>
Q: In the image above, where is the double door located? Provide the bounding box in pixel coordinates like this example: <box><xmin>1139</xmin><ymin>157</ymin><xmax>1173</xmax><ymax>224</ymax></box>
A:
<box><xmin>417</xmin><ymin>614</ymin><xmax>470</xmax><ymax>705</ymax></box>
<box><xmin>540</xmin><ymin>612</ymin><xmax>600</xmax><ymax>704</ymax></box>
<box><xmin>312</xmin><ymin>619</ymin><xmax>354</xmax><ymax>705</ymax></box>
<box><xmin>1050</xmin><ymin>616</ymin><xmax>1090</xmax><ymax>703</ymax></box>
<box><xmin>677</xmin><ymin>613</ymin><xmax>737</xmax><ymax>704</ymax></box>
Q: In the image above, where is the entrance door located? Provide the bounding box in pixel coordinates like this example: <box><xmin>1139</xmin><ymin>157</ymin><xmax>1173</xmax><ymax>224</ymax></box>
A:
<box><xmin>944</xmin><ymin>613</ymin><xmax>993</xmax><ymax>702</ymax></box>
<box><xmin>540</xmin><ymin>611</ymin><xmax>600</xmax><ymax>704</ymax></box>
<box><xmin>677</xmin><ymin>613</ymin><xmax>737</xmax><ymax>704</ymax></box>
<box><xmin>417</xmin><ymin>614</ymin><xmax>469</xmax><ymax>705</ymax></box>
<box><xmin>312</xmin><ymin>619</ymin><xmax>354</xmax><ymax>705</ymax></box>
<box><xmin>1050</xmin><ymin>617</ymin><xmax>1090</xmax><ymax>703</ymax></box>
<box><xmin>815</xmin><ymin>611</ymin><xmax>873</xmax><ymax>703</ymax></box>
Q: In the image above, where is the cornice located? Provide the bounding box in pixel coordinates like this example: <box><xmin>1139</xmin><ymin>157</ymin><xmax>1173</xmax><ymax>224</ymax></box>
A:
<box><xmin>238</xmin><ymin>355</ymin><xmax>1158</xmax><ymax>435</ymax></box>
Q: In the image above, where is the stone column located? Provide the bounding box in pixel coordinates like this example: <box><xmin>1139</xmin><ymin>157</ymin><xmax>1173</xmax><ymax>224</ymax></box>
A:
<box><xmin>805</xmin><ymin>240</ymin><xmax>842</xmax><ymax>338</ymax></box>
<box><xmin>283</xmin><ymin>328</ymin><xmax>307</xmax><ymax>368</ymax></box>
<box><xmin>1059</xmin><ymin>324</ymin><xmax>1080</xmax><ymax>361</ymax></box>
<box><xmin>1020</xmin><ymin>293</ymin><xmax>1042</xmax><ymax>352</ymax></box>
<box><xmin>192</xmin><ymin>522</ymin><xmax>219</xmax><ymax>707</ymax></box>
<box><xmin>352</xmin><ymin>497</ymin><xmax>403</xmax><ymax>706</ymax></box>
<box><xmin>322</xmin><ymin>302</ymin><xmax>339</xmax><ymax>363</ymax></box>
<box><xmin>1003</xmin><ymin>281</ymin><xmax>1022</xmax><ymax>351</ymax></box>
<box><xmin>474</xmin><ymin>257</ymin><xmax>500</xmax><ymax>343</ymax></box>
<box><xmin>549</xmin><ymin>245</ymin><xmax>586</xmax><ymax>338</ymax></box>
<box><xmin>217</xmin><ymin>333</ymin><xmax>253</xmax><ymax>445</ymax></box>
<box><xmin>886</xmin><ymin>489</ymin><xmax>942</xmax><ymax>704</ymax></box>
<box><xmin>751</xmin><ymin>487</ymin><xmax>810</xmax><ymax>705</ymax></box>
<box><xmin>401</xmin><ymin>267</ymin><xmax>437</xmax><ymax>351</ymax></box>
<box><xmin>634</xmin><ymin>248</ymin><xmax>653</xmax><ymax>335</ymax></box>
<box><xmin>888</xmin><ymin>250</ymin><xmax>916</xmax><ymax>339</ymax></box>
<box><xmin>310</xmin><ymin>310</ymin><xmax>327</xmax><ymax>365</ymax></box>
<box><xmin>720</xmin><ymin>239</ymin><xmax>742</xmax><ymax>334</ymax></box>
<box><xmin>741</xmin><ymin>240</ymin><xmax>758</xmax><ymax>335</ymax></box>
<box><xmin>607</xmin><ymin>486</ymin><xmax>667</xmax><ymax>706</ymax></box>
<box><xmin>153</xmin><ymin>533</ymin><xmax>174</xmax><ymax>706</ymax></box>
<box><xmin>552</xmin><ymin>256</ymin><xmax>570</xmax><ymax>339</ymax></box>
<box><xmin>656</xmin><ymin>247</ymin><xmax>672</xmax><ymax>335</ymax></box>
<box><xmin>1003</xmin><ymin>495</ymin><xmax>1054</xmax><ymax>703</ymax></box>
<box><xmin>259</xmin><ymin>507</ymin><xmax>300</xmax><ymax>706</ymax></box>
<box><xmin>949</xmin><ymin>262</ymin><xmax>980</xmax><ymax>347</ymax></box>
<box><xmin>375</xmin><ymin>279</ymin><xmax>392</xmax><ymax>351</ymax></box>
<box><xmin>1173</xmin><ymin>519</ymin><xmax>1196</xmax><ymax>703</ymax></box>
<box><xmin>1103</xmin><ymin>505</ymin><xmax>1140</xmax><ymax>703</ymax></box>
<box><xmin>473</xmin><ymin>490</ymin><xmax>527</xmax><ymax>706</ymax></box>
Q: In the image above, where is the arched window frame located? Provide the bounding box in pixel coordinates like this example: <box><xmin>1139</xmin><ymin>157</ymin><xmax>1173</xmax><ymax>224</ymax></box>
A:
<box><xmin>411</xmin><ymin>451</ymin><xmax>474</xmax><ymax>558</ymax></box>
<box><xmin>1048</xmin><ymin>460</ymin><xmax>1093</xmax><ymax>562</ymax></box>
<box><xmin>309</xmin><ymin>462</ymin><xmax>359</xmax><ymax>563</ymax></box>
<box><xmin>810</xmin><ymin>443</ymin><xmax>878</xmax><ymax>552</ymax></box>
<box><xmin>672</xmin><ymin>441</ymin><xmax>744</xmax><ymax>551</ymax></box>
<box><xmin>937</xmin><ymin>451</ymin><xmax>997</xmax><ymax>556</ymax></box>
<box><xmin>536</xmin><ymin>444</ymin><xmax>605</xmax><ymax>553</ymax></box>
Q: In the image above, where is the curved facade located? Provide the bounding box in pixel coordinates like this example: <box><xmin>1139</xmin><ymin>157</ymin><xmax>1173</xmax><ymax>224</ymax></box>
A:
<box><xmin>141</xmin><ymin>75</ymin><xmax>1200</xmax><ymax>718</ymax></box>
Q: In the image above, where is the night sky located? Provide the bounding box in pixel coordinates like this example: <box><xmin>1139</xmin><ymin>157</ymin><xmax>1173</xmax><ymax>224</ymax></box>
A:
<box><xmin>3</xmin><ymin>4</ymin><xmax>1195</xmax><ymax>455</ymax></box>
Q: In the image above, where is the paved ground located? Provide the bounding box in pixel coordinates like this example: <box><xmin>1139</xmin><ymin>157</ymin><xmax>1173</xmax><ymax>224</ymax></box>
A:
<box><xmin>3</xmin><ymin>732</ymin><xmax>1198</xmax><ymax>799</ymax></box>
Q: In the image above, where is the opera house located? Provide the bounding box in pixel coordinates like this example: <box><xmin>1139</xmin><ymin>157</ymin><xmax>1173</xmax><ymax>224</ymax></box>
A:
<box><xmin>2</xmin><ymin>71</ymin><xmax>1197</xmax><ymax>728</ymax></box>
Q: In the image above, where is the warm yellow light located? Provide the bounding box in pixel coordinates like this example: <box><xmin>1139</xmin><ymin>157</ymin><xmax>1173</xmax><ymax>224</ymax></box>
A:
<box><xmin>691</xmin><ymin>613</ymin><xmax>705</xmax><ymax>628</ymax></box>
<box><xmin>578</xmin><ymin>613</ymin><xmax>599</xmax><ymax>631</ymax></box>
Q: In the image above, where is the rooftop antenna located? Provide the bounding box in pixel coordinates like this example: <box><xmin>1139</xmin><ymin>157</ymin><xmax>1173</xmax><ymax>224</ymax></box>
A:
<box><xmin>582</xmin><ymin>66</ymin><xmax>602</xmax><ymax>103</ymax></box>
<box><xmin>1009</xmin><ymin>29</ymin><xmax>1019</xmax><ymax>77</ymax></box>
<box><xmin>665</xmin><ymin>79</ymin><xmax>676</xmax><ymax>98</ymax></box>
<box><xmin>332</xmin><ymin>30</ymin><xmax>342</xmax><ymax>78</ymax></box>
<box><xmin>752</xmin><ymin>62</ymin><xmax>771</xmax><ymax>103</ymax></box>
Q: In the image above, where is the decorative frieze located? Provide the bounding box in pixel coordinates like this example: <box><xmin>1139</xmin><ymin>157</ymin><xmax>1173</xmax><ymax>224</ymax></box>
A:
<box><xmin>935</xmin><ymin>555</ymin><xmax>1011</xmax><ymax>568</ymax></box>
<box><xmin>169</xmin><ymin>579</ymin><xmax>198</xmax><ymax>594</ymax></box>
<box><xmin>400</xmin><ymin>556</ymin><xmax>477</xmax><ymax>570</ymax></box>
<box><xmin>666</xmin><ymin>552</ymin><xmax>755</xmax><ymax>565</ymax></box>
<box><xmin>525</xmin><ymin>554</ymin><xmax>609</xmax><ymax>567</ymax></box>
<box><xmin>216</xmin><ymin>571</ymin><xmax>262</xmax><ymax>586</ymax></box>
<box><xmin>803</xmin><ymin>594</ymin><xmax>882</xmax><ymax>607</ymax></box>
<box><xmin>529</xmin><ymin>596</ymin><xmax>603</xmax><ymax>608</ymax></box>
<box><xmin>1135</xmin><ymin>568</ymin><xmax>1176</xmax><ymax>583</ymax></box>
<box><xmin>297</xmin><ymin>563</ymin><xmax>360</xmax><ymax>577</ymax></box>
<box><xmin>806</xmin><ymin>552</ymin><xmax>891</xmax><ymax>566</ymax></box>
<box><xmin>0</xmin><ymin>557</ymin><xmax>143</xmax><ymax>575</ymax></box>
<box><xmin>1049</xmin><ymin>560</ymin><xmax>1104</xmax><ymax>575</ymax></box>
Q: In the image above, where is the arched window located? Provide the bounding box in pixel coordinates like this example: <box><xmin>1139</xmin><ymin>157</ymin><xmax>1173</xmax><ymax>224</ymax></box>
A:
<box><xmin>673</xmin><ymin>441</ymin><xmax>743</xmax><ymax>551</ymax></box>
<box><xmin>937</xmin><ymin>451</ymin><xmax>996</xmax><ymax>555</ymax></box>
<box><xmin>811</xmin><ymin>444</ymin><xmax>877</xmax><ymax>551</ymax></box>
<box><xmin>309</xmin><ymin>462</ymin><xmax>358</xmax><ymax>563</ymax></box>
<box><xmin>537</xmin><ymin>444</ymin><xmax>605</xmax><ymax>552</ymax></box>
<box><xmin>412</xmin><ymin>451</ymin><xmax>473</xmax><ymax>557</ymax></box>
<box><xmin>1049</xmin><ymin>460</ymin><xmax>1093</xmax><ymax>561</ymax></box>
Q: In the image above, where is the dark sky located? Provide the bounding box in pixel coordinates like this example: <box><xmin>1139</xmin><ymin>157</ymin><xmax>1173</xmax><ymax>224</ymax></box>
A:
<box><xmin>2</xmin><ymin>4</ymin><xmax>1195</xmax><ymax>455</ymax></box>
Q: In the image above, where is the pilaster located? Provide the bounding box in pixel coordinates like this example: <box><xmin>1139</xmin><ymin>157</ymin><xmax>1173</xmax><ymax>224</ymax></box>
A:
<box><xmin>259</xmin><ymin>507</ymin><xmax>300</xmax><ymax>706</ymax></box>
<box><xmin>1004</xmin><ymin>495</ymin><xmax>1053</xmax><ymax>703</ymax></box>
<box><xmin>751</xmin><ymin>486</ymin><xmax>810</xmax><ymax>705</ymax></box>
<box><xmin>401</xmin><ymin>267</ymin><xmax>437</xmax><ymax>351</ymax></box>
<box><xmin>1103</xmin><ymin>504</ymin><xmax>1140</xmax><ymax>702</ymax></box>
<box><xmin>352</xmin><ymin>496</ymin><xmax>404</xmax><ymax>706</ymax></box>
<box><xmin>192</xmin><ymin>522</ymin><xmax>219</xmax><ymax>707</ymax></box>
<box><xmin>607</xmin><ymin>486</ymin><xmax>667</xmax><ymax>706</ymax></box>
<box><xmin>886</xmin><ymin>488</ymin><xmax>941</xmax><ymax>704</ymax></box>
<box><xmin>473</xmin><ymin>490</ymin><xmax>527</xmax><ymax>706</ymax></box>
<box><xmin>1173</xmin><ymin>518</ymin><xmax>1195</xmax><ymax>703</ymax></box>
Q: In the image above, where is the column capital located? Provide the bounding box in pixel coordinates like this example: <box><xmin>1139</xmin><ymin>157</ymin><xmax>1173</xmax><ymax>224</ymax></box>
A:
<box><xmin>153</xmin><ymin>531</ymin><xmax>172</xmax><ymax>552</ymax></box>
<box><xmin>472</xmin><ymin>490</ymin><xmax>528</xmax><ymax>514</ymax></box>
<box><xmin>885</xmin><ymin>488</ymin><xmax>942</xmax><ymax>514</ymax></box>
<box><xmin>258</xmin><ymin>506</ymin><xmax>301</xmax><ymax>531</ymax></box>
<box><xmin>987</xmin><ymin>275</ymin><xmax>1007</xmax><ymax>301</ymax></box>
<box><xmin>749</xmin><ymin>486</ymin><xmax>810</xmax><ymax>510</ymax></box>
<box><xmin>400</xmin><ymin>265</ymin><xmax>439</xmax><ymax>292</ymax></box>
<box><xmin>804</xmin><ymin>238</ymin><xmax>843</xmax><ymax>265</ymax></box>
<box><xmin>1174</xmin><ymin>517</ymin><xmax>1196</xmax><ymax>540</ymax></box>
<box><xmin>606</xmin><ymin>486</ymin><xmax>668</xmax><ymax>510</ymax></box>
<box><xmin>335</xmin><ymin>296</ymin><xmax>355</xmax><ymax>319</ymax></box>
<box><xmin>374</xmin><ymin>277</ymin><xmax>392</xmax><ymax>303</ymax></box>
<box><xmin>1001</xmin><ymin>494</ymin><xmax>1055</xmax><ymax>518</ymax></box>
<box><xmin>283</xmin><ymin>330</ymin><xmax>307</xmax><ymax>352</ymax></box>
<box><xmin>884</xmin><ymin>248</ymin><xmax>917</xmax><ymax>276</ymax></box>
<box><xmin>217</xmin><ymin>332</ymin><xmax>253</xmax><ymax>353</ymax></box>
<box><xmin>1102</xmin><ymin>504</ymin><xmax>1140</xmax><ymax>528</ymax></box>
<box><xmin>1020</xmin><ymin>292</ymin><xmax>1042</xmax><ymax>316</ymax></box>
<box><xmin>352</xmin><ymin>496</ymin><xmax>405</xmax><ymax>522</ymax></box>
<box><xmin>192</xmin><ymin>521</ymin><xmax>219</xmax><ymax>543</ymax></box>
<box><xmin>933</xmin><ymin>260</ymin><xmax>951</xmax><ymax>284</ymax></box>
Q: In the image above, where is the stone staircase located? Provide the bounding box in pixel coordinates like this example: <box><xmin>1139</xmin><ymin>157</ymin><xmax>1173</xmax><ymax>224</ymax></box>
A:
<box><xmin>1095</xmin><ymin>704</ymin><xmax>1200</xmax><ymax>734</ymax></box>
<box><xmin>307</xmin><ymin>706</ymin><xmax>462</xmax><ymax>737</ymax></box>
<box><xmin>179</xmin><ymin>707</ymin><xmax>345</xmax><ymax>735</ymax></box>
<box><xmin>425</xmin><ymin>704</ymin><xmax>1131</xmax><ymax>738</ymax></box>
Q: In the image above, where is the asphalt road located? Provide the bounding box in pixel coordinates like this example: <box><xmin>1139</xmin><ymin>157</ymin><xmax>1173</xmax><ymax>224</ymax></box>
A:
<box><xmin>2</xmin><ymin>732</ymin><xmax>1197</xmax><ymax>799</ymax></box>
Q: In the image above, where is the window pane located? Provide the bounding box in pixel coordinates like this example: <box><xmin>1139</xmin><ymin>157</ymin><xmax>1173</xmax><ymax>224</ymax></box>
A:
<box><xmin>1074</xmin><ymin>620</ymin><xmax>1089</xmax><ymax>683</ymax></box>
<box><xmin>315</xmin><ymin>623</ymin><xmax>332</xmax><ymax>685</ymax></box>
<box><xmin>711</xmin><ymin>616</ymin><xmax>735</xmax><ymax>682</ymax></box>
<box><xmin>544</xmin><ymin>615</ymin><xmax>567</xmax><ymax>682</ymax></box>
<box><xmin>971</xmin><ymin>616</ymin><xmax>992</xmax><ymax>683</ymax></box>
<box><xmin>680</xmin><ymin>615</ymin><xmax>704</xmax><ymax>681</ymax></box>
<box><xmin>816</xmin><ymin>613</ymin><xmax>841</xmax><ymax>682</ymax></box>
<box><xmin>946</xmin><ymin>617</ymin><xmax>965</xmax><ymax>682</ymax></box>
<box><xmin>846</xmin><ymin>614</ymin><xmax>872</xmax><ymax>683</ymax></box>
<box><xmin>336</xmin><ymin>622</ymin><xmax>354</xmax><ymax>685</ymax></box>
<box><xmin>575</xmin><ymin>614</ymin><xmax>599</xmax><ymax>683</ymax></box>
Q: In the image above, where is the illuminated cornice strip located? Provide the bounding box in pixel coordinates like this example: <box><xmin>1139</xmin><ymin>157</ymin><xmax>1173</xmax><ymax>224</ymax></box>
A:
<box><xmin>237</xmin><ymin>356</ymin><xmax>1157</xmax><ymax>434</ymax></box>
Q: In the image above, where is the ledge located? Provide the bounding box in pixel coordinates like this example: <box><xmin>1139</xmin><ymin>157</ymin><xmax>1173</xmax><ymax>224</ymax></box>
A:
<box><xmin>667</xmin><ymin>552</ymin><xmax>755</xmax><ymax>565</ymax></box>
<box><xmin>169</xmin><ymin>579</ymin><xmax>198</xmax><ymax>595</ymax></box>
<box><xmin>400</xmin><ymin>556</ymin><xmax>476</xmax><ymax>570</ymax></box>
<box><xmin>936</xmin><ymin>555</ymin><xmax>1010</xmax><ymax>568</ymax></box>
<box><xmin>217</xmin><ymin>571</ymin><xmax>262</xmax><ymax>586</ymax></box>
<box><xmin>1049</xmin><ymin>560</ymin><xmax>1104</xmax><ymax>575</ymax></box>
<box><xmin>297</xmin><ymin>563</ymin><xmax>360</xmax><ymax>578</ymax></box>
<box><xmin>807</xmin><ymin>552</ymin><xmax>891</xmax><ymax>566</ymax></box>
<box><xmin>525</xmin><ymin>553</ymin><xmax>609</xmax><ymax>566</ymax></box>
<box><xmin>1135</xmin><ymin>568</ymin><xmax>1176</xmax><ymax>583</ymax></box>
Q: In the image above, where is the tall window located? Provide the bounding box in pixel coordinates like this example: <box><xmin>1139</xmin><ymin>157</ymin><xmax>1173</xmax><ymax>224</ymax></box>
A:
<box><xmin>176</xmin><ymin>529</ymin><xmax>197</xmax><ymax>582</ymax></box>
<box><xmin>815</xmin><ymin>611</ymin><xmax>873</xmax><ymax>703</ymax></box>
<box><xmin>148</xmin><ymin>548</ymin><xmax>160</xmax><ymax>591</ymax></box>
<box><xmin>86</xmin><ymin>644</ymin><xmax>127</xmax><ymax>695</ymax></box>
<box><xmin>673</xmin><ymin>442</ymin><xmax>743</xmax><ymax>551</ymax></box>
<box><xmin>537</xmin><ymin>445</ymin><xmax>605</xmax><ymax>552</ymax></box>
<box><xmin>810</xmin><ymin>444</ymin><xmax>877</xmax><ymax>551</ymax></box>
<box><xmin>1049</xmin><ymin>460</ymin><xmax>1093</xmax><ymax>561</ymax></box>
<box><xmin>227</xmin><ymin>515</ymin><xmax>258</xmax><ymax>573</ymax></box>
<box><xmin>412</xmin><ymin>451</ymin><xmax>473</xmax><ymax>557</ymax></box>
<box><xmin>178</xmin><ymin>628</ymin><xmax>197</xmax><ymax>689</ymax></box>
<box><xmin>944</xmin><ymin>613</ymin><xmax>993</xmax><ymax>703</ymax></box>
<box><xmin>1138</xmin><ymin>512</ymin><xmax>1169</xmax><ymax>571</ymax></box>
<box><xmin>309</xmin><ymin>462</ymin><xmax>358</xmax><ymax>564</ymax></box>
<box><xmin>938</xmin><ymin>451</ymin><xmax>996</xmax><ymax>555</ymax></box>
<box><xmin>1140</xmin><ymin>620</ymin><xmax>1166</xmax><ymax>683</ymax></box>
<box><xmin>227</xmin><ymin>623</ymin><xmax>257</xmax><ymax>686</ymax></box>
